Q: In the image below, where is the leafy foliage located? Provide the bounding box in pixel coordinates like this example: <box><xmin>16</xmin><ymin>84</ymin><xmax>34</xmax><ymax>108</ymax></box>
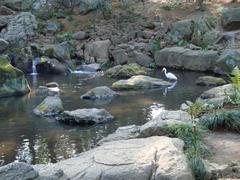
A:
<box><xmin>150</xmin><ymin>39</ymin><xmax>161</xmax><ymax>53</ymax></box>
<box><xmin>226</xmin><ymin>66</ymin><xmax>240</xmax><ymax>105</ymax></box>
<box><xmin>200</xmin><ymin>110</ymin><xmax>240</xmax><ymax>132</ymax></box>
<box><xmin>56</xmin><ymin>31</ymin><xmax>73</xmax><ymax>42</ymax></box>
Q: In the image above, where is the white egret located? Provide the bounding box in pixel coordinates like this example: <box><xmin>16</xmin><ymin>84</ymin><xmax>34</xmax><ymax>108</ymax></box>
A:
<box><xmin>162</xmin><ymin>67</ymin><xmax>177</xmax><ymax>81</ymax></box>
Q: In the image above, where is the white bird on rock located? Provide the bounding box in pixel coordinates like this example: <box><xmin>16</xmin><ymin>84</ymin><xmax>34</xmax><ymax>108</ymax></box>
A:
<box><xmin>162</xmin><ymin>67</ymin><xmax>177</xmax><ymax>81</ymax></box>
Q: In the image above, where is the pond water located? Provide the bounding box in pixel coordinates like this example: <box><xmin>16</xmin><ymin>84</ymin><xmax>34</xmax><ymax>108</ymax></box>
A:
<box><xmin>0</xmin><ymin>70</ymin><xmax>209</xmax><ymax>165</ymax></box>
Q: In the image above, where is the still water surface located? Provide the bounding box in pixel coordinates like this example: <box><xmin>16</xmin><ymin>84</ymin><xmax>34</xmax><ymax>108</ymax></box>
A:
<box><xmin>0</xmin><ymin>70</ymin><xmax>209</xmax><ymax>165</ymax></box>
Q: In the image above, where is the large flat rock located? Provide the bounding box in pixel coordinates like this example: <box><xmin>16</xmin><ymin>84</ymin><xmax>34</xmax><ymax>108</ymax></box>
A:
<box><xmin>154</xmin><ymin>47</ymin><xmax>219</xmax><ymax>72</ymax></box>
<box><xmin>112</xmin><ymin>75</ymin><xmax>172</xmax><ymax>90</ymax></box>
<box><xmin>34</xmin><ymin>136</ymin><xmax>193</xmax><ymax>180</ymax></box>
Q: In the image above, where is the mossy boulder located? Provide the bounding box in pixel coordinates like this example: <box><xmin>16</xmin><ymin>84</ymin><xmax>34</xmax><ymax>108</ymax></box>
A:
<box><xmin>33</xmin><ymin>96</ymin><xmax>63</xmax><ymax>116</ymax></box>
<box><xmin>112</xmin><ymin>75</ymin><xmax>172</xmax><ymax>90</ymax></box>
<box><xmin>0</xmin><ymin>57</ymin><xmax>30</xmax><ymax>98</ymax></box>
<box><xmin>195</xmin><ymin>76</ymin><xmax>226</xmax><ymax>86</ymax></box>
<box><xmin>105</xmin><ymin>63</ymin><xmax>148</xmax><ymax>79</ymax></box>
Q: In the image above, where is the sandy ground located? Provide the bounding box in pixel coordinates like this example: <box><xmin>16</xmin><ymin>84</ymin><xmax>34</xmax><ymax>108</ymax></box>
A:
<box><xmin>204</xmin><ymin>131</ymin><xmax>240</xmax><ymax>165</ymax></box>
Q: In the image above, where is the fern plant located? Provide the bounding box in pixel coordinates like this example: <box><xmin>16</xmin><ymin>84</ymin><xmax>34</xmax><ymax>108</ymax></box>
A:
<box><xmin>226</xmin><ymin>66</ymin><xmax>240</xmax><ymax>105</ymax></box>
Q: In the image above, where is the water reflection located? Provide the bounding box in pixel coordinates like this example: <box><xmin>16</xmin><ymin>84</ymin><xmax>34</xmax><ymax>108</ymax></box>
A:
<box><xmin>144</xmin><ymin>103</ymin><xmax>165</xmax><ymax>121</ymax></box>
<box><xmin>15</xmin><ymin>138</ymin><xmax>32</xmax><ymax>164</ymax></box>
<box><xmin>54</xmin><ymin>134</ymin><xmax>77</xmax><ymax>161</ymax></box>
<box><xmin>163</xmin><ymin>81</ymin><xmax>177</xmax><ymax>96</ymax></box>
<box><xmin>34</xmin><ymin>136</ymin><xmax>50</xmax><ymax>164</ymax></box>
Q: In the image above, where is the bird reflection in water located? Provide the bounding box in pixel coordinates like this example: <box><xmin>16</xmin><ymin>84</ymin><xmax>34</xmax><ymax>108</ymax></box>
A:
<box><xmin>163</xmin><ymin>81</ymin><xmax>177</xmax><ymax>96</ymax></box>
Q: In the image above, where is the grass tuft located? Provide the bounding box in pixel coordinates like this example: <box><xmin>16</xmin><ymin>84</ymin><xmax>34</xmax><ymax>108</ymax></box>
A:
<box><xmin>164</xmin><ymin>123</ymin><xmax>211</xmax><ymax>180</ymax></box>
<box><xmin>200</xmin><ymin>110</ymin><xmax>240</xmax><ymax>132</ymax></box>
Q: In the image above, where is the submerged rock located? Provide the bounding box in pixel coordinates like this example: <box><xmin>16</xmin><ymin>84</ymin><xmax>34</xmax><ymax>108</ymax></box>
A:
<box><xmin>81</xmin><ymin>86</ymin><xmax>117</xmax><ymax>100</ymax></box>
<box><xmin>112</xmin><ymin>75</ymin><xmax>171</xmax><ymax>90</ymax></box>
<box><xmin>0</xmin><ymin>57</ymin><xmax>30</xmax><ymax>98</ymax></box>
<box><xmin>0</xmin><ymin>162</ymin><xmax>39</xmax><ymax>180</ymax></box>
<box><xmin>33</xmin><ymin>96</ymin><xmax>64</xmax><ymax>116</ymax></box>
<box><xmin>196</xmin><ymin>76</ymin><xmax>226</xmax><ymax>86</ymax></box>
<box><xmin>33</xmin><ymin>136</ymin><xmax>193</xmax><ymax>180</ymax></box>
<box><xmin>57</xmin><ymin>108</ymin><xmax>114</xmax><ymax>125</ymax></box>
<box><xmin>106</xmin><ymin>63</ymin><xmax>148</xmax><ymax>78</ymax></box>
<box><xmin>155</xmin><ymin>47</ymin><xmax>219</xmax><ymax>72</ymax></box>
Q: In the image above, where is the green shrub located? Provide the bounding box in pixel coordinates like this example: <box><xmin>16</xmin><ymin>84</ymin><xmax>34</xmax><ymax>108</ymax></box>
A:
<box><xmin>56</xmin><ymin>31</ymin><xmax>73</xmax><ymax>42</ymax></box>
<box><xmin>226</xmin><ymin>66</ymin><xmax>240</xmax><ymax>105</ymax></box>
<box><xmin>150</xmin><ymin>39</ymin><xmax>161</xmax><ymax>53</ymax></box>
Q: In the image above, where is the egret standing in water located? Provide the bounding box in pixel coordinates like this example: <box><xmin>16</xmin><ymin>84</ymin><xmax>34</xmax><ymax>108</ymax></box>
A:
<box><xmin>162</xmin><ymin>67</ymin><xmax>177</xmax><ymax>81</ymax></box>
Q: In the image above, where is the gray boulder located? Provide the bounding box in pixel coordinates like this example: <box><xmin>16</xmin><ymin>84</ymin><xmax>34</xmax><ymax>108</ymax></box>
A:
<box><xmin>191</xmin><ymin>16</ymin><xmax>219</xmax><ymax>46</ymax></box>
<box><xmin>33</xmin><ymin>136</ymin><xmax>193</xmax><ymax>180</ymax></box>
<box><xmin>77</xmin><ymin>63</ymin><xmax>101</xmax><ymax>72</ymax></box>
<box><xmin>140</xmin><ymin>110</ymin><xmax>191</xmax><ymax>137</ymax></box>
<box><xmin>0</xmin><ymin>5</ymin><xmax>16</xmax><ymax>15</ymax></box>
<box><xmin>43</xmin><ymin>21</ymin><xmax>61</xmax><ymax>34</ymax></box>
<box><xmin>57</xmin><ymin>108</ymin><xmax>114</xmax><ymax>125</ymax></box>
<box><xmin>168</xmin><ymin>19</ymin><xmax>194</xmax><ymax>43</ymax></box>
<box><xmin>100</xmin><ymin>109</ymin><xmax>192</xmax><ymax>143</ymax></box>
<box><xmin>0</xmin><ymin>57</ymin><xmax>30</xmax><ymax>98</ymax></box>
<box><xmin>222</xmin><ymin>7</ymin><xmax>240</xmax><ymax>30</ymax></box>
<box><xmin>0</xmin><ymin>162</ymin><xmax>38</xmax><ymax>180</ymax></box>
<box><xmin>53</xmin><ymin>42</ymin><xmax>72</xmax><ymax>61</ymax></box>
<box><xmin>111</xmin><ymin>49</ymin><xmax>129</xmax><ymax>65</ymax></box>
<box><xmin>214</xmin><ymin>49</ymin><xmax>240</xmax><ymax>75</ymax></box>
<box><xmin>196</xmin><ymin>76</ymin><xmax>226</xmax><ymax>86</ymax></box>
<box><xmin>155</xmin><ymin>47</ymin><xmax>219</xmax><ymax>72</ymax></box>
<box><xmin>35</xmin><ymin>57</ymin><xmax>68</xmax><ymax>74</ymax></box>
<box><xmin>99</xmin><ymin>125</ymin><xmax>141</xmax><ymax>144</ymax></box>
<box><xmin>1</xmin><ymin>12</ymin><xmax>37</xmax><ymax>47</ymax></box>
<box><xmin>36</xmin><ymin>86</ymin><xmax>60</xmax><ymax>97</ymax></box>
<box><xmin>81</xmin><ymin>86</ymin><xmax>117</xmax><ymax>100</ymax></box>
<box><xmin>105</xmin><ymin>63</ymin><xmax>147</xmax><ymax>78</ymax></box>
<box><xmin>112</xmin><ymin>75</ymin><xmax>172</xmax><ymax>90</ymax></box>
<box><xmin>198</xmin><ymin>84</ymin><xmax>233</xmax><ymax>107</ymax></box>
<box><xmin>0</xmin><ymin>38</ymin><xmax>9</xmax><ymax>52</ymax></box>
<box><xmin>84</xmin><ymin>40</ymin><xmax>111</xmax><ymax>63</ymax></box>
<box><xmin>2</xmin><ymin>0</ymin><xmax>32</xmax><ymax>11</ymax></box>
<box><xmin>73</xmin><ymin>31</ymin><xmax>89</xmax><ymax>40</ymax></box>
<box><xmin>33</xmin><ymin>96</ymin><xmax>64</xmax><ymax>116</ymax></box>
<box><xmin>133</xmin><ymin>51</ymin><xmax>154</xmax><ymax>68</ymax></box>
<box><xmin>78</xmin><ymin>0</ymin><xmax>96</xmax><ymax>14</ymax></box>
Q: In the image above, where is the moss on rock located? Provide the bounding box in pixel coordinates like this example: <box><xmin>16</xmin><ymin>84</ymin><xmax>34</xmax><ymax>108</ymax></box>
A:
<box><xmin>0</xmin><ymin>57</ymin><xmax>30</xmax><ymax>98</ymax></box>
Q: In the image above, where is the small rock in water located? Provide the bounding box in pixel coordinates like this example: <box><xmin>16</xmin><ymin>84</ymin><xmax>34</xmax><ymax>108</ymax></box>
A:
<box><xmin>36</xmin><ymin>86</ymin><xmax>60</xmax><ymax>97</ymax></box>
<box><xmin>33</xmin><ymin>96</ymin><xmax>64</xmax><ymax>117</ymax></box>
<box><xmin>77</xmin><ymin>63</ymin><xmax>101</xmax><ymax>72</ymax></box>
<box><xmin>56</xmin><ymin>108</ymin><xmax>114</xmax><ymax>125</ymax></box>
<box><xmin>81</xmin><ymin>86</ymin><xmax>117</xmax><ymax>100</ymax></box>
<box><xmin>46</xmin><ymin>82</ymin><xmax>59</xmax><ymax>88</ymax></box>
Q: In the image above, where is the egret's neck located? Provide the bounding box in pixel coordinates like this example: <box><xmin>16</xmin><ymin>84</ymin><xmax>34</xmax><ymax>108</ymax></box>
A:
<box><xmin>163</xmin><ymin>69</ymin><xmax>167</xmax><ymax>75</ymax></box>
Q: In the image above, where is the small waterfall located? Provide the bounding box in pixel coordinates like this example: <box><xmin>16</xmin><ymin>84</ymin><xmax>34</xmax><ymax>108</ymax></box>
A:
<box><xmin>31</xmin><ymin>59</ymin><xmax>38</xmax><ymax>76</ymax></box>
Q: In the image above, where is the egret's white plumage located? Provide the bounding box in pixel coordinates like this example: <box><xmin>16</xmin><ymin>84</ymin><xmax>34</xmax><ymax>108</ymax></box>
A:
<box><xmin>162</xmin><ymin>67</ymin><xmax>177</xmax><ymax>81</ymax></box>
